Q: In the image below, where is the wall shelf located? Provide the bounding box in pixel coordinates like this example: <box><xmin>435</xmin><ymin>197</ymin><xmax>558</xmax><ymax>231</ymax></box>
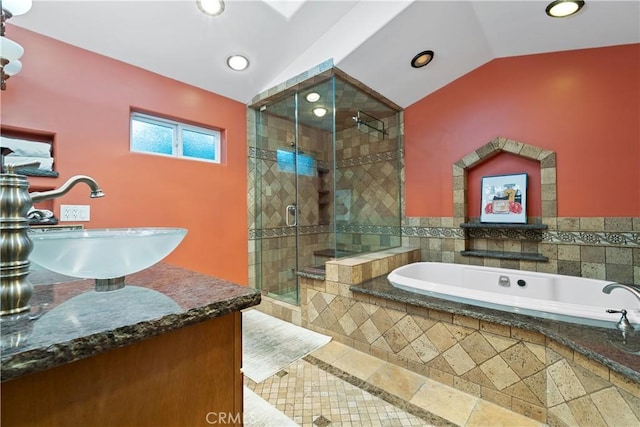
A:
<box><xmin>461</xmin><ymin>250</ymin><xmax>549</xmax><ymax>262</ymax></box>
<box><xmin>460</xmin><ymin>222</ymin><xmax>548</xmax><ymax>262</ymax></box>
<box><xmin>317</xmin><ymin>167</ymin><xmax>330</xmax><ymax>225</ymax></box>
<box><xmin>461</xmin><ymin>222</ymin><xmax>546</xmax><ymax>241</ymax></box>
<box><xmin>1</xmin><ymin>125</ymin><xmax>58</xmax><ymax>178</ymax></box>
<box><xmin>460</xmin><ymin>223</ymin><xmax>547</xmax><ymax>230</ymax></box>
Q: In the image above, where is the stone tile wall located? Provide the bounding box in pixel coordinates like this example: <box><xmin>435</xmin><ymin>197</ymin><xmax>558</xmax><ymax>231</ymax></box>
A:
<box><xmin>402</xmin><ymin>216</ymin><xmax>640</xmax><ymax>284</ymax></box>
<box><xmin>413</xmin><ymin>136</ymin><xmax>639</xmax><ymax>285</ymax></box>
<box><xmin>334</xmin><ymin>114</ymin><xmax>403</xmax><ymax>253</ymax></box>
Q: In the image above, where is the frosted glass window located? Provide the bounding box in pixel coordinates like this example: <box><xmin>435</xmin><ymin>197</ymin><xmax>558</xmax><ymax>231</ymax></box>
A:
<box><xmin>297</xmin><ymin>153</ymin><xmax>314</xmax><ymax>176</ymax></box>
<box><xmin>182</xmin><ymin>129</ymin><xmax>218</xmax><ymax>161</ymax></box>
<box><xmin>130</xmin><ymin>112</ymin><xmax>221</xmax><ymax>164</ymax></box>
<box><xmin>131</xmin><ymin>118</ymin><xmax>174</xmax><ymax>155</ymax></box>
<box><xmin>276</xmin><ymin>149</ymin><xmax>314</xmax><ymax>176</ymax></box>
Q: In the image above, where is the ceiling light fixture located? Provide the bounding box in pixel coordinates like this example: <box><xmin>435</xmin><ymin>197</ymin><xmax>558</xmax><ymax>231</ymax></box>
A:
<box><xmin>226</xmin><ymin>54</ymin><xmax>249</xmax><ymax>71</ymax></box>
<box><xmin>411</xmin><ymin>50</ymin><xmax>434</xmax><ymax>69</ymax></box>
<box><xmin>1</xmin><ymin>0</ymin><xmax>30</xmax><ymax>90</ymax></box>
<box><xmin>312</xmin><ymin>107</ymin><xmax>327</xmax><ymax>118</ymax></box>
<box><xmin>545</xmin><ymin>0</ymin><xmax>585</xmax><ymax>18</ymax></box>
<box><xmin>197</xmin><ymin>0</ymin><xmax>225</xmax><ymax>16</ymax></box>
<box><xmin>306</xmin><ymin>92</ymin><xmax>320</xmax><ymax>102</ymax></box>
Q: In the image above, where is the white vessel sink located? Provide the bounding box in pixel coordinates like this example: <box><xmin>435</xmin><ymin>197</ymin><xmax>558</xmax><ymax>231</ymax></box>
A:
<box><xmin>29</xmin><ymin>228</ymin><xmax>187</xmax><ymax>279</ymax></box>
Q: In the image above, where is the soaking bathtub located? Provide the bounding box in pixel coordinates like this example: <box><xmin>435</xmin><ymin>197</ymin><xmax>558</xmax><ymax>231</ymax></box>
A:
<box><xmin>388</xmin><ymin>262</ymin><xmax>640</xmax><ymax>328</ymax></box>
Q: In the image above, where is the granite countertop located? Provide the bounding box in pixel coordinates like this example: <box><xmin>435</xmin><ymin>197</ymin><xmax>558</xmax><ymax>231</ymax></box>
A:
<box><xmin>1</xmin><ymin>263</ymin><xmax>261</xmax><ymax>382</ymax></box>
<box><xmin>351</xmin><ymin>276</ymin><xmax>640</xmax><ymax>384</ymax></box>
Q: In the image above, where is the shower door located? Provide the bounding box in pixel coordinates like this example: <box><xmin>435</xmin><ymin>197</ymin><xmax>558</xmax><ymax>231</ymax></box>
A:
<box><xmin>253</xmin><ymin>80</ymin><xmax>336</xmax><ymax>305</ymax></box>
<box><xmin>254</xmin><ymin>107</ymin><xmax>299</xmax><ymax>304</ymax></box>
<box><xmin>253</xmin><ymin>92</ymin><xmax>302</xmax><ymax>305</ymax></box>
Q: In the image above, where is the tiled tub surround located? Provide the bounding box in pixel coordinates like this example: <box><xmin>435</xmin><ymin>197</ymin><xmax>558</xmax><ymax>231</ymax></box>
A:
<box><xmin>402</xmin><ymin>216</ymin><xmax>640</xmax><ymax>285</ymax></box>
<box><xmin>256</xmin><ymin>247</ymin><xmax>422</xmax><ymax>325</ymax></box>
<box><xmin>1</xmin><ymin>263</ymin><xmax>261</xmax><ymax>382</ymax></box>
<box><xmin>294</xmin><ymin>250</ymin><xmax>640</xmax><ymax>426</ymax></box>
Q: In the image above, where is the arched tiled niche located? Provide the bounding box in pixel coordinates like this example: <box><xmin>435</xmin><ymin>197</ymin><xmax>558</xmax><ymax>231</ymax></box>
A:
<box><xmin>453</xmin><ymin>136</ymin><xmax>557</xmax><ymax>224</ymax></box>
<box><xmin>452</xmin><ymin>137</ymin><xmax>557</xmax><ymax>262</ymax></box>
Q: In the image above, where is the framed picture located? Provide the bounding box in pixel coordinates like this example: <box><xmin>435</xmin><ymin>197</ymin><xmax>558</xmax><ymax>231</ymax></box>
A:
<box><xmin>480</xmin><ymin>173</ymin><xmax>527</xmax><ymax>223</ymax></box>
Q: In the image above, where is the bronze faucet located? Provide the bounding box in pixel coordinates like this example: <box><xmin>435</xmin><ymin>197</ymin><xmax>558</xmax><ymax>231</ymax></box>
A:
<box><xmin>0</xmin><ymin>172</ymin><xmax>104</xmax><ymax>315</ymax></box>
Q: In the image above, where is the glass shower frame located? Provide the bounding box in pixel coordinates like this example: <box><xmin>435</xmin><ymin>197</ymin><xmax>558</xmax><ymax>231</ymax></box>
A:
<box><xmin>251</xmin><ymin>71</ymin><xmax>402</xmax><ymax>305</ymax></box>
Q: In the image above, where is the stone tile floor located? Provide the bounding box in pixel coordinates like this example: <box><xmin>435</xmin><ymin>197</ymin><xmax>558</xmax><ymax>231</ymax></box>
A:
<box><xmin>245</xmin><ymin>340</ymin><xmax>546</xmax><ymax>426</ymax></box>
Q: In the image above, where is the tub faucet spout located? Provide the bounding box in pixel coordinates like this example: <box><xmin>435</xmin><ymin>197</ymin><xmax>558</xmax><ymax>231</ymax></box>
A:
<box><xmin>602</xmin><ymin>283</ymin><xmax>640</xmax><ymax>303</ymax></box>
<box><xmin>29</xmin><ymin>175</ymin><xmax>105</xmax><ymax>203</ymax></box>
<box><xmin>498</xmin><ymin>275</ymin><xmax>510</xmax><ymax>287</ymax></box>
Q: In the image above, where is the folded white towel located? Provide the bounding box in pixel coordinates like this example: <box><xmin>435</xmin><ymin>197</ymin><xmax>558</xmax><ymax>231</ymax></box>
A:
<box><xmin>1</xmin><ymin>136</ymin><xmax>52</xmax><ymax>158</ymax></box>
<box><xmin>28</xmin><ymin>207</ymin><xmax>54</xmax><ymax>219</ymax></box>
<box><xmin>4</xmin><ymin>156</ymin><xmax>54</xmax><ymax>171</ymax></box>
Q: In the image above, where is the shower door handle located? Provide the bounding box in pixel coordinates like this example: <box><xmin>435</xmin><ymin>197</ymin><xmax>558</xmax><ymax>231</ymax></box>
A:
<box><xmin>286</xmin><ymin>204</ymin><xmax>297</xmax><ymax>226</ymax></box>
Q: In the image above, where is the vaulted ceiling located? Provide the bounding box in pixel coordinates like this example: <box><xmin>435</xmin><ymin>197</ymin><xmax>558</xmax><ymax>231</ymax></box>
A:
<box><xmin>10</xmin><ymin>1</ymin><xmax>640</xmax><ymax>108</ymax></box>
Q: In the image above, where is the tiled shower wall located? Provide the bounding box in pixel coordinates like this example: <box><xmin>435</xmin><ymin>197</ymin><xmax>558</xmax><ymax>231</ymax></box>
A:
<box><xmin>334</xmin><ymin>114</ymin><xmax>403</xmax><ymax>254</ymax></box>
<box><xmin>248</xmin><ymin>110</ymin><xmax>404</xmax><ymax>295</ymax></box>
<box><xmin>248</xmin><ymin>67</ymin><xmax>404</xmax><ymax>296</ymax></box>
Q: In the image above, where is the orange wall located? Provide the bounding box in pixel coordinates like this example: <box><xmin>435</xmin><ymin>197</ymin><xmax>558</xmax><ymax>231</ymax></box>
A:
<box><xmin>405</xmin><ymin>44</ymin><xmax>640</xmax><ymax>218</ymax></box>
<box><xmin>1</xmin><ymin>26</ymin><xmax>248</xmax><ymax>285</ymax></box>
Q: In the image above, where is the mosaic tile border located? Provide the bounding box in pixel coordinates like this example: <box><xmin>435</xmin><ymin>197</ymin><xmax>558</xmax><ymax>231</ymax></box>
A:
<box><xmin>337</xmin><ymin>224</ymin><xmax>402</xmax><ymax>236</ymax></box>
<box><xmin>303</xmin><ymin>355</ymin><xmax>457</xmax><ymax>427</ymax></box>
<box><xmin>250</xmin><ymin>224</ymin><xmax>331</xmax><ymax>240</ymax></box>
<box><xmin>250</xmin><ymin>224</ymin><xmax>403</xmax><ymax>240</ymax></box>
<box><xmin>247</xmin><ymin>226</ymin><xmax>640</xmax><ymax>245</ymax></box>
<box><xmin>249</xmin><ymin>146</ymin><xmax>275</xmax><ymax>161</ymax></box>
<box><xmin>400</xmin><ymin>226</ymin><xmax>639</xmax><ymax>247</ymax></box>
<box><xmin>544</xmin><ymin>231</ymin><xmax>640</xmax><ymax>246</ymax></box>
<box><xmin>250</xmin><ymin>146</ymin><xmax>399</xmax><ymax>170</ymax></box>
<box><xmin>402</xmin><ymin>226</ymin><xmax>465</xmax><ymax>239</ymax></box>
<box><xmin>336</xmin><ymin>150</ymin><xmax>400</xmax><ymax>168</ymax></box>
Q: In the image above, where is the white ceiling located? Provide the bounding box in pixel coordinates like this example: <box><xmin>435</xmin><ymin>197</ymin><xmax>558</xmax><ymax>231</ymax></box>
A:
<box><xmin>9</xmin><ymin>0</ymin><xmax>640</xmax><ymax>108</ymax></box>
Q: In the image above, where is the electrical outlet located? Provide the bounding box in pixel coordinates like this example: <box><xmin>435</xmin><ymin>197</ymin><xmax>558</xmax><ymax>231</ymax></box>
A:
<box><xmin>60</xmin><ymin>205</ymin><xmax>90</xmax><ymax>222</ymax></box>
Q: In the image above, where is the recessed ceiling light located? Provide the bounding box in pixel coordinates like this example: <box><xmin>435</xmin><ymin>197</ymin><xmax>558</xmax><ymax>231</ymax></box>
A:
<box><xmin>545</xmin><ymin>0</ymin><xmax>584</xmax><ymax>18</ymax></box>
<box><xmin>306</xmin><ymin>92</ymin><xmax>320</xmax><ymax>102</ymax></box>
<box><xmin>197</xmin><ymin>0</ymin><xmax>225</xmax><ymax>16</ymax></box>
<box><xmin>227</xmin><ymin>54</ymin><xmax>249</xmax><ymax>71</ymax></box>
<box><xmin>312</xmin><ymin>107</ymin><xmax>327</xmax><ymax>118</ymax></box>
<box><xmin>411</xmin><ymin>50</ymin><xmax>434</xmax><ymax>68</ymax></box>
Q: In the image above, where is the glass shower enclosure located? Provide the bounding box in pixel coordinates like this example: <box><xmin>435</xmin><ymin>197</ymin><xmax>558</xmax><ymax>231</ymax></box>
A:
<box><xmin>250</xmin><ymin>70</ymin><xmax>402</xmax><ymax>305</ymax></box>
